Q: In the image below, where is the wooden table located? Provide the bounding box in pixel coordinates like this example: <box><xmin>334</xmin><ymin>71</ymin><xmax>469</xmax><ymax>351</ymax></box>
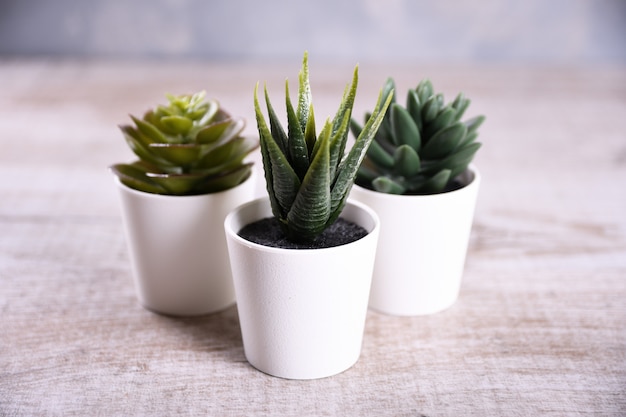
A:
<box><xmin>1</xmin><ymin>59</ymin><xmax>625</xmax><ymax>416</ymax></box>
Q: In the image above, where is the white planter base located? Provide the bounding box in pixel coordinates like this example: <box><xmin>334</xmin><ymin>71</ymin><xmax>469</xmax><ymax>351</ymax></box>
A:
<box><xmin>224</xmin><ymin>198</ymin><xmax>379</xmax><ymax>379</ymax></box>
<box><xmin>115</xmin><ymin>173</ymin><xmax>256</xmax><ymax>316</ymax></box>
<box><xmin>349</xmin><ymin>166</ymin><xmax>480</xmax><ymax>316</ymax></box>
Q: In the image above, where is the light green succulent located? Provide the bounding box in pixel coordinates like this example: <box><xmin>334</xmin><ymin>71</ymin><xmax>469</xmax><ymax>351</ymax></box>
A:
<box><xmin>351</xmin><ymin>78</ymin><xmax>484</xmax><ymax>195</ymax></box>
<box><xmin>111</xmin><ymin>91</ymin><xmax>257</xmax><ymax>195</ymax></box>
<box><xmin>254</xmin><ymin>52</ymin><xmax>393</xmax><ymax>243</ymax></box>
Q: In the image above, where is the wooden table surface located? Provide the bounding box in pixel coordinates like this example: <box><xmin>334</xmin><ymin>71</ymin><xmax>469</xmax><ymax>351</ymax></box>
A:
<box><xmin>1</xmin><ymin>59</ymin><xmax>625</xmax><ymax>416</ymax></box>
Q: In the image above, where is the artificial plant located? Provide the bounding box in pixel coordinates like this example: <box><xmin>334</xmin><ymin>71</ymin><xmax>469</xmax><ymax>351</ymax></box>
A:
<box><xmin>254</xmin><ymin>52</ymin><xmax>393</xmax><ymax>243</ymax></box>
<box><xmin>351</xmin><ymin>78</ymin><xmax>485</xmax><ymax>195</ymax></box>
<box><xmin>111</xmin><ymin>91</ymin><xmax>257</xmax><ymax>195</ymax></box>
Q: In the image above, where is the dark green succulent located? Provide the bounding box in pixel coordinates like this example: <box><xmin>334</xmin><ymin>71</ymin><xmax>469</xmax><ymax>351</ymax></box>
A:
<box><xmin>351</xmin><ymin>78</ymin><xmax>485</xmax><ymax>195</ymax></box>
<box><xmin>111</xmin><ymin>91</ymin><xmax>257</xmax><ymax>195</ymax></box>
<box><xmin>254</xmin><ymin>52</ymin><xmax>393</xmax><ymax>243</ymax></box>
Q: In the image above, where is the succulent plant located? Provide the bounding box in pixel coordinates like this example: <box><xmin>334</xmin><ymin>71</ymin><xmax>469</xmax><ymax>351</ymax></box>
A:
<box><xmin>254</xmin><ymin>52</ymin><xmax>393</xmax><ymax>243</ymax></box>
<box><xmin>350</xmin><ymin>78</ymin><xmax>485</xmax><ymax>195</ymax></box>
<box><xmin>111</xmin><ymin>91</ymin><xmax>257</xmax><ymax>195</ymax></box>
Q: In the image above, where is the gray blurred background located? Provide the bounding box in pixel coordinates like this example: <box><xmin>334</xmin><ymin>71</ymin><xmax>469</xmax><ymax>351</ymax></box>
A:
<box><xmin>0</xmin><ymin>0</ymin><xmax>624</xmax><ymax>64</ymax></box>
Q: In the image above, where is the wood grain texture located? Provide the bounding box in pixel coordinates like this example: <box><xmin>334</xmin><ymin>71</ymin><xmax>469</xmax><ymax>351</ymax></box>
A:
<box><xmin>1</xmin><ymin>60</ymin><xmax>625</xmax><ymax>416</ymax></box>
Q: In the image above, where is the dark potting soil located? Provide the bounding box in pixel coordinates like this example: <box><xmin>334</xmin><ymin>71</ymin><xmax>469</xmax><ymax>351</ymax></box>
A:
<box><xmin>238</xmin><ymin>217</ymin><xmax>368</xmax><ymax>250</ymax></box>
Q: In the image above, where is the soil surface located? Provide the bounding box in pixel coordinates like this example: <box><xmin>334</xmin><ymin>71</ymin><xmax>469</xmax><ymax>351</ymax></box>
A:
<box><xmin>238</xmin><ymin>217</ymin><xmax>368</xmax><ymax>249</ymax></box>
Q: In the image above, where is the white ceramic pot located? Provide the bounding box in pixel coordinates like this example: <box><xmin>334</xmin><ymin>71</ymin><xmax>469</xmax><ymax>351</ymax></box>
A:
<box><xmin>224</xmin><ymin>198</ymin><xmax>379</xmax><ymax>379</ymax></box>
<box><xmin>115</xmin><ymin>172</ymin><xmax>256</xmax><ymax>316</ymax></box>
<box><xmin>349</xmin><ymin>166</ymin><xmax>480</xmax><ymax>316</ymax></box>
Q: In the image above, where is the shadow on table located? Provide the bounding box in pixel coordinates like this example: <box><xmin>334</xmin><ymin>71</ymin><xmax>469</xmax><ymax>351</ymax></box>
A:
<box><xmin>149</xmin><ymin>304</ymin><xmax>247</xmax><ymax>364</ymax></box>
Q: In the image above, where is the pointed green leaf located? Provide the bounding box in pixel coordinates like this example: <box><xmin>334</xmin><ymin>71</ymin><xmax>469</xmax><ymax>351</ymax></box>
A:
<box><xmin>159</xmin><ymin>115</ymin><xmax>193</xmax><ymax>135</ymax></box>
<box><xmin>329</xmin><ymin>89</ymin><xmax>393</xmax><ymax>219</ymax></box>
<box><xmin>148</xmin><ymin>143</ymin><xmax>203</xmax><ymax>168</ymax></box>
<box><xmin>382</xmin><ymin>77</ymin><xmax>396</xmax><ymax>104</ymax></box>
<box><xmin>394</xmin><ymin>144</ymin><xmax>421</xmax><ymax>178</ymax></box>
<box><xmin>421</xmin><ymin>122</ymin><xmax>467</xmax><ymax>159</ymax></box>
<box><xmin>414</xmin><ymin>169</ymin><xmax>451</xmax><ymax>194</ymax></box>
<box><xmin>255</xmin><ymin>83</ymin><xmax>292</xmax><ymax>218</ymax></box>
<box><xmin>331</xmin><ymin>65</ymin><xmax>358</xmax><ymax>138</ymax></box>
<box><xmin>390</xmin><ymin>103</ymin><xmax>421</xmax><ymax>151</ymax></box>
<box><xmin>264</xmin><ymin>84</ymin><xmax>289</xmax><ymax>154</ymax></box>
<box><xmin>416</xmin><ymin>79</ymin><xmax>434</xmax><ymax>104</ymax></box>
<box><xmin>196</xmin><ymin>136</ymin><xmax>257</xmax><ymax>173</ymax></box>
<box><xmin>110</xmin><ymin>163</ymin><xmax>168</xmax><ymax>194</ymax></box>
<box><xmin>192</xmin><ymin>163</ymin><xmax>253</xmax><ymax>194</ymax></box>
<box><xmin>426</xmin><ymin>106</ymin><xmax>456</xmax><ymax>137</ymax></box>
<box><xmin>328</xmin><ymin>107</ymin><xmax>352</xmax><ymax>182</ymax></box>
<box><xmin>304</xmin><ymin>103</ymin><xmax>316</xmax><ymax>156</ymax></box>
<box><xmin>452</xmin><ymin>94</ymin><xmax>471</xmax><ymax>121</ymax></box>
<box><xmin>406</xmin><ymin>89</ymin><xmax>422</xmax><ymax>131</ymax></box>
<box><xmin>464</xmin><ymin>115</ymin><xmax>485</xmax><ymax>135</ymax></box>
<box><xmin>120</xmin><ymin>125</ymin><xmax>174</xmax><ymax>167</ymax></box>
<box><xmin>365</xmin><ymin>139</ymin><xmax>394</xmax><ymax>169</ymax></box>
<box><xmin>195</xmin><ymin>118</ymin><xmax>244</xmax><ymax>144</ymax></box>
<box><xmin>286</xmin><ymin>80</ymin><xmax>310</xmax><ymax>179</ymax></box>
<box><xmin>349</xmin><ymin>118</ymin><xmax>363</xmax><ymax>140</ymax></box>
<box><xmin>131</xmin><ymin>116</ymin><xmax>169</xmax><ymax>144</ymax></box>
<box><xmin>297</xmin><ymin>51</ymin><xmax>312</xmax><ymax>134</ymax></box>
<box><xmin>286</xmin><ymin>130</ymin><xmax>331</xmax><ymax>242</ymax></box>
<box><xmin>372</xmin><ymin>176</ymin><xmax>407</xmax><ymax>194</ymax></box>
<box><xmin>421</xmin><ymin>93</ymin><xmax>444</xmax><ymax>124</ymax></box>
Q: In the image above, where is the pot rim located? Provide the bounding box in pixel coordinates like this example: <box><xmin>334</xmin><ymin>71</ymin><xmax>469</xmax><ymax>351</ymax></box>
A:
<box><xmin>224</xmin><ymin>197</ymin><xmax>380</xmax><ymax>255</ymax></box>
<box><xmin>352</xmin><ymin>164</ymin><xmax>480</xmax><ymax>202</ymax></box>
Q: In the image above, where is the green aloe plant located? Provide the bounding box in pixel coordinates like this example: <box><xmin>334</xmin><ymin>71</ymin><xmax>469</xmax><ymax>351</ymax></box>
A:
<box><xmin>351</xmin><ymin>78</ymin><xmax>485</xmax><ymax>195</ymax></box>
<box><xmin>254</xmin><ymin>52</ymin><xmax>393</xmax><ymax>243</ymax></box>
<box><xmin>111</xmin><ymin>91</ymin><xmax>257</xmax><ymax>195</ymax></box>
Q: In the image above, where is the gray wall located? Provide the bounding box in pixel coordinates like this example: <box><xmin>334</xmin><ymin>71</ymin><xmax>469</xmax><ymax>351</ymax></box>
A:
<box><xmin>1</xmin><ymin>0</ymin><xmax>624</xmax><ymax>64</ymax></box>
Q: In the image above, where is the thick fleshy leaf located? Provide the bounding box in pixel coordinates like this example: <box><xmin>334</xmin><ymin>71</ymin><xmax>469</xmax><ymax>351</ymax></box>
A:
<box><xmin>254</xmin><ymin>83</ymin><xmax>301</xmax><ymax>218</ymax></box>
<box><xmin>356</xmin><ymin>164</ymin><xmax>380</xmax><ymax>185</ymax></box>
<box><xmin>331</xmin><ymin>66</ymin><xmax>358</xmax><ymax>138</ymax></box>
<box><xmin>448</xmin><ymin>142</ymin><xmax>482</xmax><ymax>179</ymax></box>
<box><xmin>452</xmin><ymin>93</ymin><xmax>471</xmax><ymax>122</ymax></box>
<box><xmin>109</xmin><ymin>163</ymin><xmax>168</xmax><ymax>194</ymax></box>
<box><xmin>120</xmin><ymin>125</ymin><xmax>174</xmax><ymax>168</ymax></box>
<box><xmin>159</xmin><ymin>115</ymin><xmax>193</xmax><ymax>135</ymax></box>
<box><xmin>195</xmin><ymin>136</ymin><xmax>258</xmax><ymax>173</ymax></box>
<box><xmin>425</xmin><ymin>106</ymin><xmax>456</xmax><ymax>138</ymax></box>
<box><xmin>304</xmin><ymin>103</ymin><xmax>316</xmax><ymax>156</ymax></box>
<box><xmin>464</xmin><ymin>115</ymin><xmax>486</xmax><ymax>135</ymax></box>
<box><xmin>131</xmin><ymin>116</ymin><xmax>169</xmax><ymax>144</ymax></box>
<box><xmin>330</xmin><ymin>89</ymin><xmax>393</xmax><ymax>219</ymax></box>
<box><xmin>390</xmin><ymin>103</ymin><xmax>421</xmax><ymax>150</ymax></box>
<box><xmin>328</xmin><ymin>106</ymin><xmax>352</xmax><ymax>182</ymax></box>
<box><xmin>372</xmin><ymin>176</ymin><xmax>406</xmax><ymax>194</ymax></box>
<box><xmin>286</xmin><ymin>130</ymin><xmax>331</xmax><ymax>242</ymax></box>
<box><xmin>196</xmin><ymin>118</ymin><xmax>240</xmax><ymax>144</ymax></box>
<box><xmin>394</xmin><ymin>144</ymin><xmax>421</xmax><ymax>177</ymax></box>
<box><xmin>264</xmin><ymin>85</ymin><xmax>289</xmax><ymax>155</ymax></box>
<box><xmin>421</xmin><ymin>93</ymin><xmax>444</xmax><ymax>124</ymax></box>
<box><xmin>349</xmin><ymin>118</ymin><xmax>363</xmax><ymax>141</ymax></box>
<box><xmin>382</xmin><ymin>77</ymin><xmax>396</xmax><ymax>104</ymax></box>
<box><xmin>146</xmin><ymin>172</ymin><xmax>205</xmax><ymax>195</ymax></box>
<box><xmin>365</xmin><ymin>139</ymin><xmax>394</xmax><ymax>169</ymax></box>
<box><xmin>148</xmin><ymin>143</ymin><xmax>204</xmax><ymax>167</ymax></box>
<box><xmin>285</xmin><ymin>80</ymin><xmax>310</xmax><ymax>179</ymax></box>
<box><xmin>192</xmin><ymin>163</ymin><xmax>253</xmax><ymax>194</ymax></box>
<box><xmin>414</xmin><ymin>169</ymin><xmax>451</xmax><ymax>194</ymax></box>
<box><xmin>297</xmin><ymin>51</ymin><xmax>312</xmax><ymax>134</ymax></box>
<box><xmin>420</xmin><ymin>122</ymin><xmax>467</xmax><ymax>160</ymax></box>
<box><xmin>416</xmin><ymin>79</ymin><xmax>434</xmax><ymax>104</ymax></box>
<box><xmin>406</xmin><ymin>89</ymin><xmax>422</xmax><ymax>131</ymax></box>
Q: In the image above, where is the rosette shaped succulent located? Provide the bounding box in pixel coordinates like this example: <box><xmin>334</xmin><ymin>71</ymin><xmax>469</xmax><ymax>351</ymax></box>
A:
<box><xmin>111</xmin><ymin>91</ymin><xmax>257</xmax><ymax>195</ymax></box>
<box><xmin>351</xmin><ymin>78</ymin><xmax>485</xmax><ymax>195</ymax></box>
<box><xmin>254</xmin><ymin>52</ymin><xmax>393</xmax><ymax>243</ymax></box>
